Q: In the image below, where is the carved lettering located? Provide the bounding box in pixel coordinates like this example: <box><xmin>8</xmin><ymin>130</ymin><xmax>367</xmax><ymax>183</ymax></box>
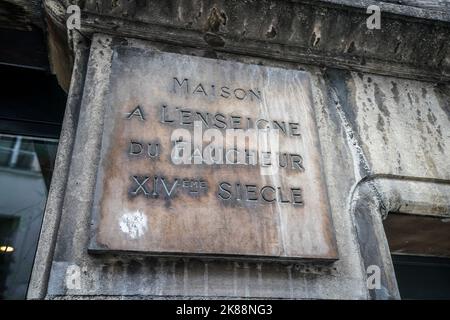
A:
<box><xmin>171</xmin><ymin>78</ymin><xmax>261</xmax><ymax>101</ymax></box>
<box><xmin>126</xmin><ymin>106</ymin><xmax>145</xmax><ymax>121</ymax></box>
<box><xmin>217</xmin><ymin>182</ymin><xmax>304</xmax><ymax>206</ymax></box>
<box><xmin>130</xmin><ymin>176</ymin><xmax>150</xmax><ymax>196</ymax></box>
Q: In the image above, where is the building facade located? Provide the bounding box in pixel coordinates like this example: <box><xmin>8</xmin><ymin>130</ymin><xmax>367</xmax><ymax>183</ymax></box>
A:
<box><xmin>0</xmin><ymin>0</ymin><xmax>449</xmax><ymax>300</ymax></box>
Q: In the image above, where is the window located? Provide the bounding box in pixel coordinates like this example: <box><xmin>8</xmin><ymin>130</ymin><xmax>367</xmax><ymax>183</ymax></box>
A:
<box><xmin>0</xmin><ymin>134</ymin><xmax>58</xmax><ymax>299</ymax></box>
<box><xmin>384</xmin><ymin>212</ymin><xmax>450</xmax><ymax>299</ymax></box>
<box><xmin>0</xmin><ymin>64</ymin><xmax>66</xmax><ymax>299</ymax></box>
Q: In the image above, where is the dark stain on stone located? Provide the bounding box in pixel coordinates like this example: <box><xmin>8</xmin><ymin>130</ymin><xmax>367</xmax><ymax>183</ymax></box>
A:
<box><xmin>206</xmin><ymin>7</ymin><xmax>227</xmax><ymax>33</ymax></box>
<box><xmin>397</xmin><ymin>152</ymin><xmax>402</xmax><ymax>172</ymax></box>
<box><xmin>115</xmin><ymin>37</ymin><xmax>128</xmax><ymax>46</ymax></box>
<box><xmin>266</xmin><ymin>25</ymin><xmax>277</xmax><ymax>39</ymax></box>
<box><xmin>367</xmin><ymin>77</ymin><xmax>372</xmax><ymax>83</ymax></box>
<box><xmin>436</xmin><ymin>125</ymin><xmax>442</xmax><ymax>138</ymax></box>
<box><xmin>374</xmin><ymin>83</ymin><xmax>390</xmax><ymax>118</ymax></box>
<box><xmin>407</xmin><ymin>92</ymin><xmax>413</xmax><ymax>106</ymax></box>
<box><xmin>360</xmin><ymin>55</ymin><xmax>366</xmax><ymax>66</ymax></box>
<box><xmin>203</xmin><ymin>50</ymin><xmax>218</xmax><ymax>59</ymax></box>
<box><xmin>376</xmin><ymin>114</ymin><xmax>385</xmax><ymax>132</ymax></box>
<box><xmin>325</xmin><ymin>69</ymin><xmax>358</xmax><ymax>127</ymax></box>
<box><xmin>114</xmin><ymin>260</ymin><xmax>124</xmax><ymax>273</ymax></box>
<box><xmin>127</xmin><ymin>259</ymin><xmax>142</xmax><ymax>275</ymax></box>
<box><xmin>422</xmin><ymin>88</ymin><xmax>427</xmax><ymax>99</ymax></box>
<box><xmin>203</xmin><ymin>32</ymin><xmax>225</xmax><ymax>47</ymax></box>
<box><xmin>135</xmin><ymin>0</ymin><xmax>146</xmax><ymax>9</ymax></box>
<box><xmin>394</xmin><ymin>41</ymin><xmax>401</xmax><ymax>54</ymax></box>
<box><xmin>427</xmin><ymin>108</ymin><xmax>437</xmax><ymax>125</ymax></box>
<box><xmin>391</xmin><ymin>81</ymin><xmax>399</xmax><ymax>104</ymax></box>
<box><xmin>347</xmin><ymin>41</ymin><xmax>356</xmax><ymax>53</ymax></box>
<box><xmin>323</xmin><ymin>69</ymin><xmax>371</xmax><ymax>178</ymax></box>
<box><xmin>416</xmin><ymin>109</ymin><xmax>424</xmax><ymax>133</ymax></box>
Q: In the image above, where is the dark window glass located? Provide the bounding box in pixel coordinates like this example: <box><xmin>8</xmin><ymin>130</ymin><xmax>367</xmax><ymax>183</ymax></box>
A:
<box><xmin>0</xmin><ymin>63</ymin><xmax>66</xmax><ymax>299</ymax></box>
<box><xmin>0</xmin><ymin>134</ymin><xmax>58</xmax><ymax>299</ymax></box>
<box><xmin>0</xmin><ymin>18</ymin><xmax>67</xmax><ymax>297</ymax></box>
<box><xmin>393</xmin><ymin>255</ymin><xmax>450</xmax><ymax>299</ymax></box>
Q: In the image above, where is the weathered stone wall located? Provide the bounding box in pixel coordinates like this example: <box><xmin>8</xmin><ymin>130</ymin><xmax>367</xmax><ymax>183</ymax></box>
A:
<box><xmin>46</xmin><ymin>0</ymin><xmax>450</xmax><ymax>80</ymax></box>
<box><xmin>27</xmin><ymin>1</ymin><xmax>450</xmax><ymax>299</ymax></box>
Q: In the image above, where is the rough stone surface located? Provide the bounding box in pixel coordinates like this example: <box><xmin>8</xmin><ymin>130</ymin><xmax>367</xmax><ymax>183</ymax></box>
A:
<box><xmin>27</xmin><ymin>33</ymin><xmax>89</xmax><ymax>299</ymax></box>
<box><xmin>27</xmin><ymin>1</ymin><xmax>450</xmax><ymax>300</ymax></box>
<box><xmin>43</xmin><ymin>35</ymin><xmax>367</xmax><ymax>299</ymax></box>
<box><xmin>44</xmin><ymin>0</ymin><xmax>450</xmax><ymax>82</ymax></box>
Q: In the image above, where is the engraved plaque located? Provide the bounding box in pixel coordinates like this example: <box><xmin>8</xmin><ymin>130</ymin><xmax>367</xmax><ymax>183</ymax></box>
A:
<box><xmin>89</xmin><ymin>38</ymin><xmax>338</xmax><ymax>261</ymax></box>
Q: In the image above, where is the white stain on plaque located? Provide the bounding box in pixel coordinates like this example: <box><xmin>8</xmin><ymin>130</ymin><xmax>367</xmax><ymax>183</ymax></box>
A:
<box><xmin>119</xmin><ymin>210</ymin><xmax>148</xmax><ymax>239</ymax></box>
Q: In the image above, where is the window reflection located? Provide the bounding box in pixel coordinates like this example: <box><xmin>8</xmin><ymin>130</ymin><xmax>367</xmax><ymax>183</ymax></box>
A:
<box><xmin>0</xmin><ymin>134</ymin><xmax>58</xmax><ymax>299</ymax></box>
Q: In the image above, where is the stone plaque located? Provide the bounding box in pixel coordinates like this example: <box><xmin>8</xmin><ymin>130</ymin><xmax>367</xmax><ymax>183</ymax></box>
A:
<box><xmin>89</xmin><ymin>38</ymin><xmax>338</xmax><ymax>261</ymax></box>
